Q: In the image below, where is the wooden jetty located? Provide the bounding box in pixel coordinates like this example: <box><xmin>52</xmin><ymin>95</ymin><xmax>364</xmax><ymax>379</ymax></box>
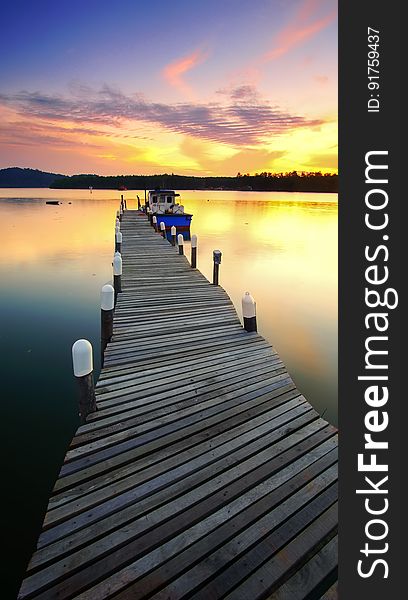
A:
<box><xmin>19</xmin><ymin>208</ymin><xmax>338</xmax><ymax>599</ymax></box>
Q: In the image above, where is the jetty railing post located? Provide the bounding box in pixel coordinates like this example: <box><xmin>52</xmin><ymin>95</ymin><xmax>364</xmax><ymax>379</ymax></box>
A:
<box><xmin>177</xmin><ymin>233</ymin><xmax>184</xmax><ymax>255</ymax></box>
<box><xmin>153</xmin><ymin>215</ymin><xmax>158</xmax><ymax>232</ymax></box>
<box><xmin>137</xmin><ymin>196</ymin><xmax>141</xmax><ymax>210</ymax></box>
<box><xmin>113</xmin><ymin>253</ymin><xmax>122</xmax><ymax>303</ymax></box>
<box><xmin>124</xmin><ymin>198</ymin><xmax>127</xmax><ymax>210</ymax></box>
<box><xmin>101</xmin><ymin>284</ymin><xmax>115</xmax><ymax>365</ymax></box>
<box><xmin>242</xmin><ymin>292</ymin><xmax>257</xmax><ymax>332</ymax></box>
<box><xmin>212</xmin><ymin>250</ymin><xmax>222</xmax><ymax>285</ymax></box>
<box><xmin>116</xmin><ymin>210</ymin><xmax>120</xmax><ymax>222</ymax></box>
<box><xmin>115</xmin><ymin>230</ymin><xmax>122</xmax><ymax>253</ymax></box>
<box><xmin>191</xmin><ymin>234</ymin><xmax>197</xmax><ymax>268</ymax></box>
<box><xmin>160</xmin><ymin>221</ymin><xmax>166</xmax><ymax>238</ymax></box>
<box><xmin>171</xmin><ymin>225</ymin><xmax>177</xmax><ymax>246</ymax></box>
<box><xmin>72</xmin><ymin>339</ymin><xmax>97</xmax><ymax>423</ymax></box>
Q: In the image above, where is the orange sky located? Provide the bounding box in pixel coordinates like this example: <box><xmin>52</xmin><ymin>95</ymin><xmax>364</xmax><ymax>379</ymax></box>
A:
<box><xmin>0</xmin><ymin>0</ymin><xmax>337</xmax><ymax>176</ymax></box>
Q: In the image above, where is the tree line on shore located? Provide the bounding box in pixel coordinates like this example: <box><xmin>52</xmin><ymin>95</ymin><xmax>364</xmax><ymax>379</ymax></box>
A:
<box><xmin>0</xmin><ymin>167</ymin><xmax>338</xmax><ymax>192</ymax></box>
<box><xmin>51</xmin><ymin>171</ymin><xmax>338</xmax><ymax>192</ymax></box>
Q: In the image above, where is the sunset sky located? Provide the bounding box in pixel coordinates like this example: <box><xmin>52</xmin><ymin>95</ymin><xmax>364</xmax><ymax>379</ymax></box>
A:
<box><xmin>0</xmin><ymin>0</ymin><xmax>337</xmax><ymax>176</ymax></box>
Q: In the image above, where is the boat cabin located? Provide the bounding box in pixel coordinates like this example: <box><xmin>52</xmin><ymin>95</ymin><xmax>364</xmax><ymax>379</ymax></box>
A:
<box><xmin>147</xmin><ymin>190</ymin><xmax>185</xmax><ymax>214</ymax></box>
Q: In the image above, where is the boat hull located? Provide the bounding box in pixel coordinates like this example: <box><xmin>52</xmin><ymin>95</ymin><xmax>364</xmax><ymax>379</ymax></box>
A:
<box><xmin>153</xmin><ymin>213</ymin><xmax>193</xmax><ymax>234</ymax></box>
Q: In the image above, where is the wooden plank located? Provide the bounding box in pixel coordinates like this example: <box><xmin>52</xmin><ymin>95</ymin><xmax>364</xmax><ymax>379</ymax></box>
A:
<box><xmin>318</xmin><ymin>581</ymin><xmax>338</xmax><ymax>599</ymax></box>
<box><xmin>265</xmin><ymin>536</ymin><xmax>338</xmax><ymax>599</ymax></box>
<box><xmin>21</xmin><ymin>435</ymin><xmax>337</xmax><ymax>598</ymax></box>
<box><xmin>88</xmin><ymin>462</ymin><xmax>338</xmax><ymax>600</ymax></box>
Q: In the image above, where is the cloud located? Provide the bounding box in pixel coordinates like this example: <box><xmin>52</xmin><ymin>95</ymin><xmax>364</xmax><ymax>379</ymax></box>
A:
<box><xmin>263</xmin><ymin>0</ymin><xmax>337</xmax><ymax>62</ymax></box>
<box><xmin>0</xmin><ymin>86</ymin><xmax>323</xmax><ymax>148</ymax></box>
<box><xmin>162</xmin><ymin>48</ymin><xmax>209</xmax><ymax>98</ymax></box>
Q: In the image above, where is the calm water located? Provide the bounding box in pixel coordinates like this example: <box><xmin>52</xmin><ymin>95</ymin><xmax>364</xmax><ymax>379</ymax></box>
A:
<box><xmin>0</xmin><ymin>188</ymin><xmax>337</xmax><ymax>596</ymax></box>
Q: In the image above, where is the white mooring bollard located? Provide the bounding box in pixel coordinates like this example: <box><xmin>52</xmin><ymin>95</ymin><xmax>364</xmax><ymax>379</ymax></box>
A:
<box><xmin>152</xmin><ymin>215</ymin><xmax>158</xmax><ymax>232</ymax></box>
<box><xmin>242</xmin><ymin>292</ymin><xmax>257</xmax><ymax>332</ymax></box>
<box><xmin>101</xmin><ymin>284</ymin><xmax>115</xmax><ymax>364</ymax></box>
<box><xmin>72</xmin><ymin>339</ymin><xmax>97</xmax><ymax>423</ymax></box>
<box><xmin>115</xmin><ymin>230</ymin><xmax>122</xmax><ymax>253</ymax></box>
<box><xmin>191</xmin><ymin>234</ymin><xmax>197</xmax><ymax>268</ymax></box>
<box><xmin>160</xmin><ymin>221</ymin><xmax>166</xmax><ymax>238</ymax></box>
<box><xmin>177</xmin><ymin>233</ymin><xmax>184</xmax><ymax>255</ymax></box>
<box><xmin>171</xmin><ymin>225</ymin><xmax>177</xmax><ymax>246</ymax></box>
<box><xmin>113</xmin><ymin>253</ymin><xmax>122</xmax><ymax>300</ymax></box>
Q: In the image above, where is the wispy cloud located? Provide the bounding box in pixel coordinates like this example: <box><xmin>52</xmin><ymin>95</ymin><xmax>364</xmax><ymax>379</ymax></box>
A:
<box><xmin>0</xmin><ymin>85</ymin><xmax>323</xmax><ymax>147</ymax></box>
<box><xmin>162</xmin><ymin>48</ymin><xmax>209</xmax><ymax>99</ymax></box>
<box><xmin>263</xmin><ymin>0</ymin><xmax>337</xmax><ymax>62</ymax></box>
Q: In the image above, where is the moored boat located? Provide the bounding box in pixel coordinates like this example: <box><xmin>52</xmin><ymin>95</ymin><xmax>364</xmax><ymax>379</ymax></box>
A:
<box><xmin>146</xmin><ymin>189</ymin><xmax>192</xmax><ymax>235</ymax></box>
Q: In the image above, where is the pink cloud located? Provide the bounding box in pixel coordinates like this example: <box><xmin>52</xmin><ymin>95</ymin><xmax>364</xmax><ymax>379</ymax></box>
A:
<box><xmin>162</xmin><ymin>48</ymin><xmax>208</xmax><ymax>99</ymax></box>
<box><xmin>263</xmin><ymin>0</ymin><xmax>337</xmax><ymax>62</ymax></box>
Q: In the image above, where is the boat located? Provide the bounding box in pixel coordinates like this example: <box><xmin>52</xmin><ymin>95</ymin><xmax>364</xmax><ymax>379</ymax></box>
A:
<box><xmin>146</xmin><ymin>189</ymin><xmax>192</xmax><ymax>235</ymax></box>
<box><xmin>45</xmin><ymin>200</ymin><xmax>60</xmax><ymax>205</ymax></box>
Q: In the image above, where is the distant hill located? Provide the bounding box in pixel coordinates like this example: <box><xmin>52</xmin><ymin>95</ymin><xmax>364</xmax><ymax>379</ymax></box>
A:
<box><xmin>0</xmin><ymin>167</ymin><xmax>67</xmax><ymax>188</ymax></box>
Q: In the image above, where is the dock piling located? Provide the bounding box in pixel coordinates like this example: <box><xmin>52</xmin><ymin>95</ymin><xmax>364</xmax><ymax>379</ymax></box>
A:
<box><xmin>213</xmin><ymin>250</ymin><xmax>222</xmax><ymax>285</ymax></box>
<box><xmin>115</xmin><ymin>230</ymin><xmax>122</xmax><ymax>253</ymax></box>
<box><xmin>72</xmin><ymin>339</ymin><xmax>97</xmax><ymax>423</ymax></box>
<box><xmin>171</xmin><ymin>225</ymin><xmax>177</xmax><ymax>246</ymax></box>
<box><xmin>242</xmin><ymin>292</ymin><xmax>257</xmax><ymax>332</ymax></box>
<box><xmin>101</xmin><ymin>284</ymin><xmax>115</xmax><ymax>364</ymax></box>
<box><xmin>177</xmin><ymin>233</ymin><xmax>184</xmax><ymax>255</ymax></box>
<box><xmin>113</xmin><ymin>253</ymin><xmax>122</xmax><ymax>301</ymax></box>
<box><xmin>160</xmin><ymin>221</ymin><xmax>166</xmax><ymax>238</ymax></box>
<box><xmin>191</xmin><ymin>234</ymin><xmax>197</xmax><ymax>268</ymax></box>
<box><xmin>152</xmin><ymin>215</ymin><xmax>158</xmax><ymax>232</ymax></box>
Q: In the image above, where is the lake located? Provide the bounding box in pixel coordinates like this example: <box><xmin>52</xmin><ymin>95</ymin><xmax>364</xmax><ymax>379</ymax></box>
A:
<box><xmin>0</xmin><ymin>188</ymin><xmax>337</xmax><ymax>596</ymax></box>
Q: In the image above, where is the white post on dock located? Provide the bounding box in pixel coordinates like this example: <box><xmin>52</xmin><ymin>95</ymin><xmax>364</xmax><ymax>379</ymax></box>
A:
<box><xmin>213</xmin><ymin>250</ymin><xmax>222</xmax><ymax>285</ymax></box>
<box><xmin>115</xmin><ymin>230</ymin><xmax>122</xmax><ymax>253</ymax></box>
<box><xmin>152</xmin><ymin>215</ymin><xmax>158</xmax><ymax>232</ymax></box>
<box><xmin>72</xmin><ymin>339</ymin><xmax>97</xmax><ymax>423</ymax></box>
<box><xmin>191</xmin><ymin>234</ymin><xmax>197</xmax><ymax>268</ymax></box>
<box><xmin>113</xmin><ymin>253</ymin><xmax>122</xmax><ymax>301</ymax></box>
<box><xmin>115</xmin><ymin>218</ymin><xmax>120</xmax><ymax>228</ymax></box>
<box><xmin>171</xmin><ymin>225</ymin><xmax>177</xmax><ymax>246</ymax></box>
<box><xmin>101</xmin><ymin>284</ymin><xmax>115</xmax><ymax>364</ymax></box>
<box><xmin>242</xmin><ymin>292</ymin><xmax>257</xmax><ymax>332</ymax></box>
<box><xmin>160</xmin><ymin>221</ymin><xmax>166</xmax><ymax>239</ymax></box>
<box><xmin>177</xmin><ymin>233</ymin><xmax>184</xmax><ymax>255</ymax></box>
